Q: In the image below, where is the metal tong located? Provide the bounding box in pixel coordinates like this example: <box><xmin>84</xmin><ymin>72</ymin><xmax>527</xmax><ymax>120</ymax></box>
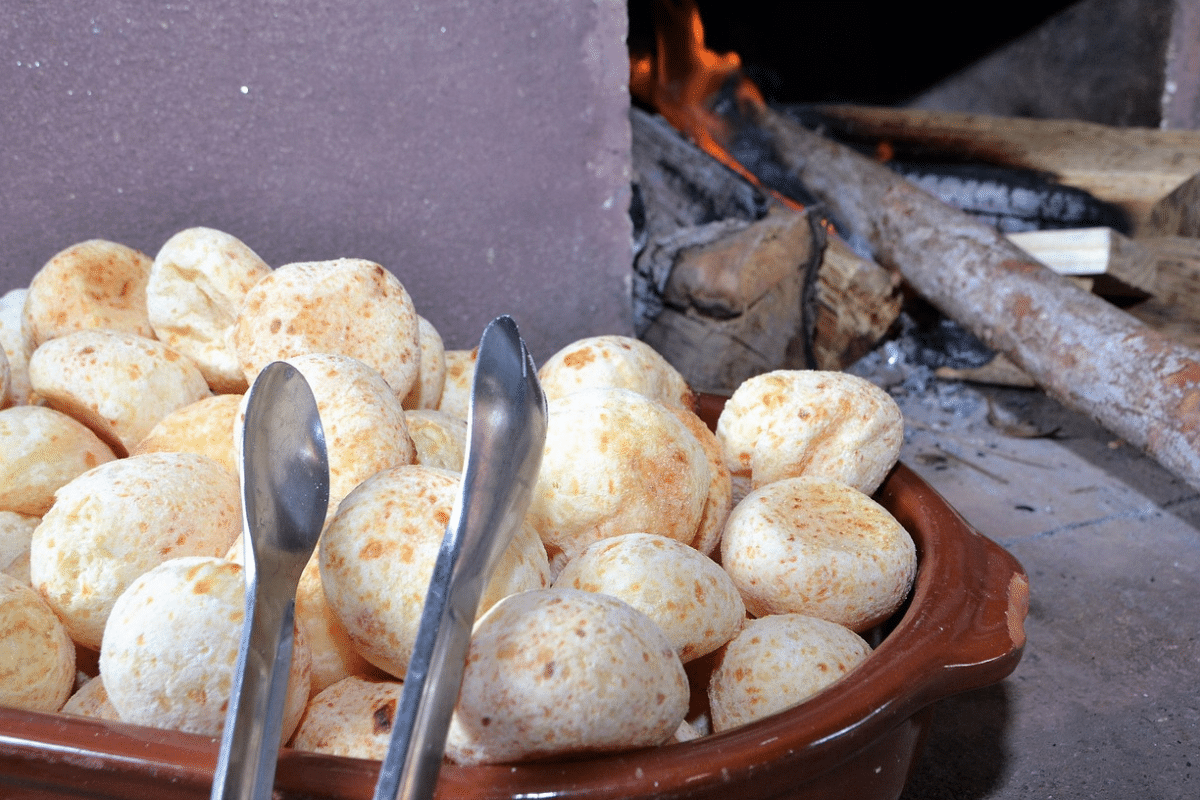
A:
<box><xmin>211</xmin><ymin>361</ymin><xmax>330</xmax><ymax>800</ymax></box>
<box><xmin>372</xmin><ymin>315</ymin><xmax>547</xmax><ymax>800</ymax></box>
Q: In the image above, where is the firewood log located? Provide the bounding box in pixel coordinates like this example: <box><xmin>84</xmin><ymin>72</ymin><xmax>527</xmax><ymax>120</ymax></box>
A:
<box><xmin>751</xmin><ymin>103</ymin><xmax>1200</xmax><ymax>491</ymax></box>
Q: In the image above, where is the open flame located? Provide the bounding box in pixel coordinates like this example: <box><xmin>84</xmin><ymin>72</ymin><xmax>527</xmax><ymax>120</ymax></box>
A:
<box><xmin>629</xmin><ymin>0</ymin><xmax>801</xmax><ymax>210</ymax></box>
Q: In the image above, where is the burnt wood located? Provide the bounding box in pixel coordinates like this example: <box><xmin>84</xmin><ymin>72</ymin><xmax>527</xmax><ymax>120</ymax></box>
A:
<box><xmin>631</xmin><ymin>107</ymin><xmax>900</xmax><ymax>392</ymax></box>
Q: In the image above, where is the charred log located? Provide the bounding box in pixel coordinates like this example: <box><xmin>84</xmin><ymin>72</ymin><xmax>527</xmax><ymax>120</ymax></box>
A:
<box><xmin>630</xmin><ymin>107</ymin><xmax>901</xmax><ymax>393</ymax></box>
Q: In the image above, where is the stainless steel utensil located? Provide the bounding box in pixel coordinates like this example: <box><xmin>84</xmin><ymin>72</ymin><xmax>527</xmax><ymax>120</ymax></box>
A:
<box><xmin>211</xmin><ymin>361</ymin><xmax>330</xmax><ymax>800</ymax></box>
<box><xmin>372</xmin><ymin>315</ymin><xmax>547</xmax><ymax>800</ymax></box>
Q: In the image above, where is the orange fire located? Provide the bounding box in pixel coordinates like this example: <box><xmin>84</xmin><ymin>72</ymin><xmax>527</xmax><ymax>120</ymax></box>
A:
<box><xmin>629</xmin><ymin>0</ymin><xmax>801</xmax><ymax>210</ymax></box>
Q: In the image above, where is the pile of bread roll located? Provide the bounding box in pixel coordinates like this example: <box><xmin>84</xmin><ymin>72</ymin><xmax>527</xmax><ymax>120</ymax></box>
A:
<box><xmin>0</xmin><ymin>227</ymin><xmax>915</xmax><ymax>765</ymax></box>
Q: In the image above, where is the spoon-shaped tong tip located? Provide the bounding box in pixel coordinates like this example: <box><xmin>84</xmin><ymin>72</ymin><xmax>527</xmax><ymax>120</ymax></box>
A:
<box><xmin>211</xmin><ymin>361</ymin><xmax>330</xmax><ymax>800</ymax></box>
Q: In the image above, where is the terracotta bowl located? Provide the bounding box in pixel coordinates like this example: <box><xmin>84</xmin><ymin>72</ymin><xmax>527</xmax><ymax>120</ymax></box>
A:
<box><xmin>0</xmin><ymin>398</ymin><xmax>1029</xmax><ymax>800</ymax></box>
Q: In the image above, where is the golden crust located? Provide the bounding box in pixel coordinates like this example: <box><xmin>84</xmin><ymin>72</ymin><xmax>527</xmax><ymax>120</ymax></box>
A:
<box><xmin>445</xmin><ymin>588</ymin><xmax>688</xmax><ymax>765</ymax></box>
<box><xmin>720</xmin><ymin>476</ymin><xmax>917</xmax><ymax>630</ymax></box>
<box><xmin>708</xmin><ymin>614</ymin><xmax>871</xmax><ymax>733</ymax></box>
<box><xmin>22</xmin><ymin>239</ymin><xmax>154</xmax><ymax>347</ymax></box>
<box><xmin>232</xmin><ymin>259</ymin><xmax>420</xmax><ymax>398</ymax></box>
<box><xmin>147</xmin><ymin>227</ymin><xmax>272</xmax><ymax>393</ymax></box>
<box><xmin>716</xmin><ymin>369</ymin><xmax>903</xmax><ymax>495</ymax></box>
<box><xmin>27</xmin><ymin>329</ymin><xmax>211</xmax><ymax>456</ymax></box>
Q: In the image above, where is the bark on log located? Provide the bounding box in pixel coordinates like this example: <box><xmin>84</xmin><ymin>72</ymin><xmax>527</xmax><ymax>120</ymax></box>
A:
<box><xmin>754</xmin><ymin>104</ymin><xmax>1200</xmax><ymax>491</ymax></box>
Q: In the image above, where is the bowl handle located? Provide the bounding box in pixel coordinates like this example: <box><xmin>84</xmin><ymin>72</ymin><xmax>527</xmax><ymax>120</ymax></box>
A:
<box><xmin>879</xmin><ymin>463</ymin><xmax>1030</xmax><ymax>703</ymax></box>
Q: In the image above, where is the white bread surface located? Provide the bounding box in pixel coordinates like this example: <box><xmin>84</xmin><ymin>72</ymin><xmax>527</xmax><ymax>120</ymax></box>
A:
<box><xmin>0</xmin><ymin>572</ymin><xmax>76</xmax><ymax>712</ymax></box>
<box><xmin>147</xmin><ymin>226</ymin><xmax>272</xmax><ymax>393</ymax></box>
<box><xmin>720</xmin><ymin>476</ymin><xmax>916</xmax><ymax>631</ymax></box>
<box><xmin>716</xmin><ymin>369</ymin><xmax>903</xmax><ymax>495</ymax></box>
<box><xmin>30</xmin><ymin>452</ymin><xmax>241</xmax><ymax>648</ymax></box>
<box><xmin>445</xmin><ymin>588</ymin><xmax>688</xmax><ymax>765</ymax></box>
<box><xmin>708</xmin><ymin>613</ymin><xmax>871</xmax><ymax>733</ymax></box>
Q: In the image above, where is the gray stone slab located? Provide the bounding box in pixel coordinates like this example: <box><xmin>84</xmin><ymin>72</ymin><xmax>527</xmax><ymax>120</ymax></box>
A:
<box><xmin>0</xmin><ymin>1</ymin><xmax>633</xmax><ymax>362</ymax></box>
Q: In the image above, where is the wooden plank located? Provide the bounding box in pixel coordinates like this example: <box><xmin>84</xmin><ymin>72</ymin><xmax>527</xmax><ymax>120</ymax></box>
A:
<box><xmin>811</xmin><ymin>104</ymin><xmax>1200</xmax><ymax>234</ymax></box>
<box><xmin>1005</xmin><ymin>227</ymin><xmax>1158</xmax><ymax>293</ymax></box>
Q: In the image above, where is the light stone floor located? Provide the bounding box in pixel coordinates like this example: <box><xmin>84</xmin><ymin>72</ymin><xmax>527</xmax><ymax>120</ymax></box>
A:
<box><xmin>848</xmin><ymin>348</ymin><xmax>1200</xmax><ymax>800</ymax></box>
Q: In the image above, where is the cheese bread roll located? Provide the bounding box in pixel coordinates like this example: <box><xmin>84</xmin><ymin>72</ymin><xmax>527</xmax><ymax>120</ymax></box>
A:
<box><xmin>720</xmin><ymin>476</ymin><xmax>916</xmax><ymax>631</ymax></box>
<box><xmin>529</xmin><ymin>388</ymin><xmax>711</xmax><ymax>563</ymax></box>
<box><xmin>0</xmin><ymin>288</ymin><xmax>34</xmax><ymax>406</ymax></box>
<box><xmin>319</xmin><ymin>465</ymin><xmax>551</xmax><ymax>679</ymax></box>
<box><xmin>716</xmin><ymin>370</ymin><xmax>902</xmax><ymax>495</ymax></box>
<box><xmin>708</xmin><ymin>614</ymin><xmax>870</xmax><ymax>732</ymax></box>
<box><xmin>538</xmin><ymin>335</ymin><xmax>693</xmax><ymax>409</ymax></box>
<box><xmin>0</xmin><ymin>572</ymin><xmax>75</xmax><ymax>712</ymax></box>
<box><xmin>437</xmin><ymin>348</ymin><xmax>477</xmax><ymax>420</ymax></box>
<box><xmin>147</xmin><ymin>226</ymin><xmax>272</xmax><ymax>393</ymax></box>
<box><xmin>0</xmin><ymin>405</ymin><xmax>117</xmax><ymax>516</ymax></box>
<box><xmin>445</xmin><ymin>588</ymin><xmax>688</xmax><ymax>765</ymax></box>
<box><xmin>291</xmin><ymin>675</ymin><xmax>404</xmax><ymax>759</ymax></box>
<box><xmin>31</xmin><ymin>452</ymin><xmax>241</xmax><ymax>649</ymax></box>
<box><xmin>131</xmin><ymin>392</ymin><xmax>242</xmax><ymax>476</ymax></box>
<box><xmin>554</xmin><ymin>533</ymin><xmax>744</xmax><ymax>662</ymax></box>
<box><xmin>0</xmin><ymin>511</ymin><xmax>39</xmax><ymax>585</ymax></box>
<box><xmin>404</xmin><ymin>409</ymin><xmax>467</xmax><ymax>472</ymax></box>
<box><xmin>28</xmin><ymin>329</ymin><xmax>211</xmax><ymax>456</ymax></box>
<box><xmin>233</xmin><ymin>259</ymin><xmax>420</xmax><ymax>399</ymax></box>
<box><xmin>402</xmin><ymin>316</ymin><xmax>447</xmax><ymax>410</ymax></box>
<box><xmin>22</xmin><ymin>239</ymin><xmax>154</xmax><ymax>347</ymax></box>
<box><xmin>100</xmin><ymin>557</ymin><xmax>310</xmax><ymax>739</ymax></box>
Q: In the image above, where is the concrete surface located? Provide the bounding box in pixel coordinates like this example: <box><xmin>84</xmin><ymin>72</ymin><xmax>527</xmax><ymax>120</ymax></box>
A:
<box><xmin>0</xmin><ymin>1</ymin><xmax>633</xmax><ymax>362</ymax></box>
<box><xmin>848</xmin><ymin>341</ymin><xmax>1200</xmax><ymax>799</ymax></box>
